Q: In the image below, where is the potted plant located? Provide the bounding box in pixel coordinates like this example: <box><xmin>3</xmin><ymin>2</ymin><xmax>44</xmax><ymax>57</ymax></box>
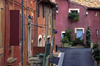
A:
<box><xmin>92</xmin><ymin>49</ymin><xmax>100</xmax><ymax>59</ymax></box>
<box><xmin>94</xmin><ymin>56</ymin><xmax>100</xmax><ymax>66</ymax></box>
<box><xmin>93</xmin><ymin>43</ymin><xmax>99</xmax><ymax>49</ymax></box>
<box><xmin>68</xmin><ymin>13</ymin><xmax>79</xmax><ymax>22</ymax></box>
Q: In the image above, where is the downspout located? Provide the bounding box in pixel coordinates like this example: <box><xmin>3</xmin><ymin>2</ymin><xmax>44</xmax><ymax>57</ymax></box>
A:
<box><xmin>45</xmin><ymin>6</ymin><xmax>47</xmax><ymax>44</ymax></box>
<box><xmin>22</xmin><ymin>0</ymin><xmax>24</xmax><ymax>66</ymax></box>
<box><xmin>4</xmin><ymin>0</ymin><xmax>7</xmax><ymax>66</ymax></box>
<box><xmin>36</xmin><ymin>0</ymin><xmax>42</xmax><ymax>46</ymax></box>
<box><xmin>51</xmin><ymin>8</ymin><xmax>54</xmax><ymax>57</ymax></box>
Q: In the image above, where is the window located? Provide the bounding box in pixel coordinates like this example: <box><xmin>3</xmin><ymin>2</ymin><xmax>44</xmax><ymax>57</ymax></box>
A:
<box><xmin>77</xmin><ymin>29</ymin><xmax>83</xmax><ymax>39</ymax></box>
<box><xmin>61</xmin><ymin>31</ymin><xmax>65</xmax><ymax>38</ymax></box>
<box><xmin>10</xmin><ymin>10</ymin><xmax>20</xmax><ymax>46</ymax></box>
<box><xmin>75</xmin><ymin>28</ymin><xmax>84</xmax><ymax>40</ymax></box>
<box><xmin>95</xmin><ymin>12</ymin><xmax>97</xmax><ymax>16</ymax></box>
<box><xmin>0</xmin><ymin>8</ymin><xmax>4</xmax><ymax>54</ymax></box>
<box><xmin>69</xmin><ymin>9</ymin><xmax>80</xmax><ymax>13</ymax></box>
<box><xmin>38</xmin><ymin>4</ymin><xmax>40</xmax><ymax>17</ymax></box>
<box><xmin>39</xmin><ymin>38</ymin><xmax>42</xmax><ymax>46</ymax></box>
<box><xmin>71</xmin><ymin>10</ymin><xmax>78</xmax><ymax>13</ymax></box>
<box><xmin>96</xmin><ymin>29</ymin><xmax>98</xmax><ymax>36</ymax></box>
<box><xmin>42</xmin><ymin>4</ymin><xmax>45</xmax><ymax>18</ymax></box>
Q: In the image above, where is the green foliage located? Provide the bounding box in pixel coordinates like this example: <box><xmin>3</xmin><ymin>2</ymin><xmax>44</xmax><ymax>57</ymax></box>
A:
<box><xmin>60</xmin><ymin>29</ymin><xmax>74</xmax><ymax>47</ymax></box>
<box><xmin>95</xmin><ymin>56</ymin><xmax>100</xmax><ymax>63</ymax></box>
<box><xmin>36</xmin><ymin>53</ymin><xmax>45</xmax><ymax>59</ymax></box>
<box><xmin>86</xmin><ymin>26</ymin><xmax>92</xmax><ymax>48</ymax></box>
<box><xmin>65</xmin><ymin>29</ymin><xmax>73</xmax><ymax>42</ymax></box>
<box><xmin>60</xmin><ymin>29</ymin><xmax>73</xmax><ymax>46</ymax></box>
<box><xmin>93</xmin><ymin>43</ymin><xmax>99</xmax><ymax>49</ymax></box>
<box><xmin>92</xmin><ymin>49</ymin><xmax>100</xmax><ymax>58</ymax></box>
<box><xmin>60</xmin><ymin>36</ymin><xmax>69</xmax><ymax>44</ymax></box>
<box><xmin>68</xmin><ymin>13</ymin><xmax>79</xmax><ymax>21</ymax></box>
<box><xmin>72</xmin><ymin>37</ymin><xmax>84</xmax><ymax>46</ymax></box>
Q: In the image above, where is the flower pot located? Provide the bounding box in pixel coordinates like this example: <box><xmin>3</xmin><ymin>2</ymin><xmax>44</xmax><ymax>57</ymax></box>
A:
<box><xmin>94</xmin><ymin>61</ymin><xmax>100</xmax><ymax>66</ymax></box>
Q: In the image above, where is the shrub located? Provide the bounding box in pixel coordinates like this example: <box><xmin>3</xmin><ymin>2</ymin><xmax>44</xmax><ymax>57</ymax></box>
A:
<box><xmin>72</xmin><ymin>37</ymin><xmax>84</xmax><ymax>46</ymax></box>
<box><xmin>60</xmin><ymin>36</ymin><xmax>69</xmax><ymax>44</ymax></box>
<box><xmin>68</xmin><ymin>13</ymin><xmax>79</xmax><ymax>21</ymax></box>
<box><xmin>93</xmin><ymin>43</ymin><xmax>99</xmax><ymax>49</ymax></box>
<box><xmin>60</xmin><ymin>29</ymin><xmax>74</xmax><ymax>47</ymax></box>
<box><xmin>95</xmin><ymin>56</ymin><xmax>100</xmax><ymax>63</ymax></box>
<box><xmin>92</xmin><ymin>49</ymin><xmax>100</xmax><ymax>58</ymax></box>
<box><xmin>86</xmin><ymin>26</ymin><xmax>92</xmax><ymax>48</ymax></box>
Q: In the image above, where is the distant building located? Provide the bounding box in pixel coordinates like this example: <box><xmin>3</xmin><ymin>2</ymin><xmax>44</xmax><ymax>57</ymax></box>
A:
<box><xmin>56</xmin><ymin>0</ymin><xmax>100</xmax><ymax>47</ymax></box>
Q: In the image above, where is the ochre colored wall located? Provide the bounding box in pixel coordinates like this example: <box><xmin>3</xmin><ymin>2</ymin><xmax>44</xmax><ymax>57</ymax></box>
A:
<box><xmin>3</xmin><ymin>0</ymin><xmax>36</xmax><ymax>66</ymax></box>
<box><xmin>38</xmin><ymin>3</ymin><xmax>45</xmax><ymax>46</ymax></box>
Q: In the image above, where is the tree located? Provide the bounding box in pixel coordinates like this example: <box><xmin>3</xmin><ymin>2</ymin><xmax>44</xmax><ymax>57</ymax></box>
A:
<box><xmin>60</xmin><ymin>29</ymin><xmax>73</xmax><ymax>47</ymax></box>
<box><xmin>86</xmin><ymin>26</ymin><xmax>92</xmax><ymax>48</ymax></box>
<box><xmin>65</xmin><ymin>29</ymin><xmax>73</xmax><ymax>42</ymax></box>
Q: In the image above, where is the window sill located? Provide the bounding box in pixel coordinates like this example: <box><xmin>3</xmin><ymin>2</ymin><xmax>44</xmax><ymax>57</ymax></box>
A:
<box><xmin>0</xmin><ymin>48</ymin><xmax>4</xmax><ymax>54</ymax></box>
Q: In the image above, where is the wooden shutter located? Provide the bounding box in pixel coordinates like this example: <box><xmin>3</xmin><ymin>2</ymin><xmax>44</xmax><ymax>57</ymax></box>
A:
<box><xmin>10</xmin><ymin>10</ymin><xmax>20</xmax><ymax>46</ymax></box>
<box><xmin>19</xmin><ymin>14</ymin><xmax>22</xmax><ymax>42</ymax></box>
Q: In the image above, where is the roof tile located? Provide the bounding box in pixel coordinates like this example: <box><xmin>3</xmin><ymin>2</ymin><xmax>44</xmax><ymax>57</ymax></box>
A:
<box><xmin>70</xmin><ymin>0</ymin><xmax>100</xmax><ymax>7</ymax></box>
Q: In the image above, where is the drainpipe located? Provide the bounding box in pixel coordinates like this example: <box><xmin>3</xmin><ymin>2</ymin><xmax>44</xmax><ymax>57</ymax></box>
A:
<box><xmin>45</xmin><ymin>6</ymin><xmax>48</xmax><ymax>44</ymax></box>
<box><xmin>4</xmin><ymin>0</ymin><xmax>7</xmax><ymax>66</ymax></box>
<box><xmin>51</xmin><ymin>8</ymin><xmax>54</xmax><ymax>57</ymax></box>
<box><xmin>22</xmin><ymin>0</ymin><xmax>24</xmax><ymax>66</ymax></box>
<box><xmin>36</xmin><ymin>0</ymin><xmax>42</xmax><ymax>46</ymax></box>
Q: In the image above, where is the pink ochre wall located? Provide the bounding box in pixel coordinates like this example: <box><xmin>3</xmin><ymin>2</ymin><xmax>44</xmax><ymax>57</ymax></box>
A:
<box><xmin>56</xmin><ymin>0</ymin><xmax>68</xmax><ymax>47</ymax></box>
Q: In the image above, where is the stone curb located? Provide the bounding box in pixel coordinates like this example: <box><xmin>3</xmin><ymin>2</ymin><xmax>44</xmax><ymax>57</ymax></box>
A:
<box><xmin>56</xmin><ymin>52</ymin><xmax>65</xmax><ymax>66</ymax></box>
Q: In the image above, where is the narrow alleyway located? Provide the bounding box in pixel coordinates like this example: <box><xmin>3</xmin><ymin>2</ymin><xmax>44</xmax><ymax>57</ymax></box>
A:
<box><xmin>58</xmin><ymin>48</ymin><xmax>94</xmax><ymax>66</ymax></box>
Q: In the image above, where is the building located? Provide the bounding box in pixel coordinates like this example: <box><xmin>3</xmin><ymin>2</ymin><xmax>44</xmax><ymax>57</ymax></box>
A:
<box><xmin>56</xmin><ymin>0</ymin><xmax>100</xmax><ymax>47</ymax></box>
<box><xmin>0</xmin><ymin>0</ymin><xmax>57</xmax><ymax>66</ymax></box>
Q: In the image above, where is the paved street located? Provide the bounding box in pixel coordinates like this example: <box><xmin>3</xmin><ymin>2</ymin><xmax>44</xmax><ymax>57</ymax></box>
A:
<box><xmin>58</xmin><ymin>48</ymin><xmax>94</xmax><ymax>66</ymax></box>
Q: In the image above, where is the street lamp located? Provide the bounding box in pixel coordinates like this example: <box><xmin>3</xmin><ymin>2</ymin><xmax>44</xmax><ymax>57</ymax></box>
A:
<box><xmin>27</xmin><ymin>15</ymin><xmax>32</xmax><ymax>59</ymax></box>
<box><xmin>27</xmin><ymin>15</ymin><xmax>32</xmax><ymax>25</ymax></box>
<box><xmin>53</xmin><ymin>29</ymin><xmax>57</xmax><ymax>34</ymax></box>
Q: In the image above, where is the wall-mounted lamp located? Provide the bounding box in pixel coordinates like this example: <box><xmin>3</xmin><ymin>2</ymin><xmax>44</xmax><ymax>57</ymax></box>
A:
<box><xmin>86</xmin><ymin>11</ymin><xmax>88</xmax><ymax>16</ymax></box>
<box><xmin>53</xmin><ymin>29</ymin><xmax>57</xmax><ymax>34</ymax></box>
<box><xmin>56</xmin><ymin>4</ymin><xmax>59</xmax><ymax>14</ymax></box>
<box><xmin>27</xmin><ymin>15</ymin><xmax>32</xmax><ymax>25</ymax></box>
<box><xmin>56</xmin><ymin>7</ymin><xmax>59</xmax><ymax>14</ymax></box>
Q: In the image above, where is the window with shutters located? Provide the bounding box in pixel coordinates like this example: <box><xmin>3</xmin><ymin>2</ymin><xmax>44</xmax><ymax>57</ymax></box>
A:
<box><xmin>10</xmin><ymin>10</ymin><xmax>20</xmax><ymax>46</ymax></box>
<box><xmin>38</xmin><ymin>4</ymin><xmax>40</xmax><ymax>17</ymax></box>
<box><xmin>0</xmin><ymin>8</ymin><xmax>4</xmax><ymax>54</ymax></box>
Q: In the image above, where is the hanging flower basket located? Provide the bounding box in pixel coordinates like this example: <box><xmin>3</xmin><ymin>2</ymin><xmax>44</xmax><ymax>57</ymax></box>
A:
<box><xmin>68</xmin><ymin>13</ymin><xmax>79</xmax><ymax>22</ymax></box>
